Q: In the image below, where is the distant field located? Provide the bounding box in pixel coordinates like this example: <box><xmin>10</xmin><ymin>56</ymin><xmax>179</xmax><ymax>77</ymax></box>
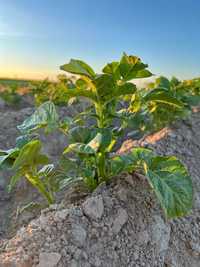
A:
<box><xmin>0</xmin><ymin>78</ymin><xmax>33</xmax><ymax>87</ymax></box>
<box><xmin>0</xmin><ymin>78</ymin><xmax>45</xmax><ymax>96</ymax></box>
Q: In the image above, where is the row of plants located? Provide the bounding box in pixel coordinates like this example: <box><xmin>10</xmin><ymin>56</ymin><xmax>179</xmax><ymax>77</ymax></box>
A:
<box><xmin>30</xmin><ymin>75</ymin><xmax>78</xmax><ymax>106</ymax></box>
<box><xmin>1</xmin><ymin>53</ymin><xmax>199</xmax><ymax>219</ymax></box>
<box><xmin>0</xmin><ymin>79</ymin><xmax>33</xmax><ymax>105</ymax></box>
<box><xmin>0</xmin><ymin>75</ymin><xmax>79</xmax><ymax>107</ymax></box>
<box><xmin>0</xmin><ymin>82</ymin><xmax>22</xmax><ymax>105</ymax></box>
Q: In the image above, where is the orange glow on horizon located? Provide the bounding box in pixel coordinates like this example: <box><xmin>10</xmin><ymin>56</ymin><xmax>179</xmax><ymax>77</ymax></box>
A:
<box><xmin>0</xmin><ymin>66</ymin><xmax>59</xmax><ymax>81</ymax></box>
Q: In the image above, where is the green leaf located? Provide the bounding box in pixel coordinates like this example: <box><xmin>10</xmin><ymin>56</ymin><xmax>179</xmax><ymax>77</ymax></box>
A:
<box><xmin>59</xmin><ymin>116</ymin><xmax>73</xmax><ymax>133</ymax></box>
<box><xmin>56</xmin><ymin>157</ymin><xmax>81</xmax><ymax>186</ymax></box>
<box><xmin>144</xmin><ymin>89</ymin><xmax>184</xmax><ymax>108</ymax></box>
<box><xmin>83</xmin><ymin>168</ymin><xmax>98</xmax><ymax>191</ymax></box>
<box><xmin>183</xmin><ymin>95</ymin><xmax>200</xmax><ymax>106</ymax></box>
<box><xmin>111</xmin><ymin>149</ymin><xmax>193</xmax><ymax>218</ymax></box>
<box><xmin>129</xmin><ymin>147</ymin><xmax>155</xmax><ymax>165</ymax></box>
<box><xmin>0</xmin><ymin>148</ymin><xmax>19</xmax><ymax>168</ymax></box>
<box><xmin>64</xmin><ymin>133</ymin><xmax>102</xmax><ymax>155</ymax></box>
<box><xmin>170</xmin><ymin>76</ymin><xmax>180</xmax><ymax>87</ymax></box>
<box><xmin>59</xmin><ymin>176</ymin><xmax>83</xmax><ymax>190</ymax></box>
<box><xmin>110</xmin><ymin>147</ymin><xmax>154</xmax><ymax>176</ymax></box>
<box><xmin>18</xmin><ymin>101</ymin><xmax>59</xmax><ymax>134</ymax></box>
<box><xmin>110</xmin><ymin>154</ymin><xmax>134</xmax><ymax>176</ymax></box>
<box><xmin>129</xmin><ymin>93</ymin><xmax>141</xmax><ymax>113</ymax></box>
<box><xmin>16</xmin><ymin>134</ymin><xmax>38</xmax><ymax>148</ymax></box>
<box><xmin>76</xmin><ymin>78</ymin><xmax>90</xmax><ymax>90</ymax></box>
<box><xmin>68</xmin><ymin>126</ymin><xmax>94</xmax><ymax>144</ymax></box>
<box><xmin>34</xmin><ymin>154</ymin><xmax>49</xmax><ymax>165</ymax></box>
<box><xmin>13</xmin><ymin>140</ymin><xmax>48</xmax><ymax>170</ymax></box>
<box><xmin>134</xmin><ymin>69</ymin><xmax>153</xmax><ymax>79</ymax></box>
<box><xmin>63</xmin><ymin>143</ymin><xmax>96</xmax><ymax>155</ymax></box>
<box><xmin>69</xmin><ymin>127</ymin><xmax>112</xmax><ymax>151</ymax></box>
<box><xmin>120</xmin><ymin>53</ymin><xmax>143</xmax><ymax>68</ymax></box>
<box><xmin>116</xmin><ymin>83</ymin><xmax>136</xmax><ymax>97</ymax></box>
<box><xmin>38</xmin><ymin>164</ymin><xmax>54</xmax><ymax>177</ymax></box>
<box><xmin>156</xmin><ymin>76</ymin><xmax>171</xmax><ymax>90</ymax></box>
<box><xmin>60</xmin><ymin>59</ymin><xmax>95</xmax><ymax>78</ymax></box>
<box><xmin>87</xmin><ymin>133</ymin><xmax>102</xmax><ymax>152</ymax></box>
<box><xmin>146</xmin><ymin>156</ymin><xmax>193</xmax><ymax>218</ymax></box>
<box><xmin>119</xmin><ymin>53</ymin><xmax>152</xmax><ymax>81</ymax></box>
<box><xmin>63</xmin><ymin>87</ymin><xmax>96</xmax><ymax>101</ymax></box>
<box><xmin>94</xmin><ymin>74</ymin><xmax>116</xmax><ymax>101</ymax></box>
<box><xmin>102</xmin><ymin>62</ymin><xmax>120</xmax><ymax>80</ymax></box>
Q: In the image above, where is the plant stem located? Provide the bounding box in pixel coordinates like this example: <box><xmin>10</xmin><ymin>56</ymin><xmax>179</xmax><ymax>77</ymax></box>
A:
<box><xmin>95</xmin><ymin>103</ymin><xmax>107</xmax><ymax>182</ymax></box>
<box><xmin>25</xmin><ymin>173</ymin><xmax>54</xmax><ymax>204</ymax></box>
<box><xmin>98</xmin><ymin>152</ymin><xmax>108</xmax><ymax>181</ymax></box>
<box><xmin>95</xmin><ymin>103</ymin><xmax>104</xmax><ymax>128</ymax></box>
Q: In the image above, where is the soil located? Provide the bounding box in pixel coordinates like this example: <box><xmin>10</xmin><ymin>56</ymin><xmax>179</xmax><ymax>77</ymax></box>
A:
<box><xmin>0</xmin><ymin>102</ymin><xmax>200</xmax><ymax>266</ymax></box>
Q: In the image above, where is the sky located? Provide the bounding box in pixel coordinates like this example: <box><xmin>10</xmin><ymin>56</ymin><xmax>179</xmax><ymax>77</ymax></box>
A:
<box><xmin>0</xmin><ymin>0</ymin><xmax>200</xmax><ymax>80</ymax></box>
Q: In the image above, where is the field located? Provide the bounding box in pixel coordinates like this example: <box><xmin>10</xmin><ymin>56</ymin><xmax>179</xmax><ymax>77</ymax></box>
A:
<box><xmin>0</xmin><ymin>54</ymin><xmax>200</xmax><ymax>266</ymax></box>
<box><xmin>0</xmin><ymin>78</ymin><xmax>31</xmax><ymax>86</ymax></box>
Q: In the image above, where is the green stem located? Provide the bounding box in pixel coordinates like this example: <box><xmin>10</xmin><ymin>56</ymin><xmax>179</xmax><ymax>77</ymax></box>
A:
<box><xmin>25</xmin><ymin>173</ymin><xmax>54</xmax><ymax>205</ymax></box>
<box><xmin>95</xmin><ymin>103</ymin><xmax>108</xmax><ymax>182</ymax></box>
<box><xmin>98</xmin><ymin>152</ymin><xmax>108</xmax><ymax>182</ymax></box>
<box><xmin>95</xmin><ymin>103</ymin><xmax>104</xmax><ymax>128</ymax></box>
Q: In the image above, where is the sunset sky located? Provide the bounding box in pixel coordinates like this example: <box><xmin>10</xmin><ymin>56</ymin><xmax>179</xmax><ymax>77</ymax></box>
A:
<box><xmin>1</xmin><ymin>0</ymin><xmax>200</xmax><ymax>80</ymax></box>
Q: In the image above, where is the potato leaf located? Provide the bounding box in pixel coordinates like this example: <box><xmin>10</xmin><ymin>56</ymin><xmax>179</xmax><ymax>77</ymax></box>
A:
<box><xmin>144</xmin><ymin>89</ymin><xmax>184</xmax><ymax>108</ymax></box>
<box><xmin>68</xmin><ymin>126</ymin><xmax>95</xmax><ymax>144</ymax></box>
<box><xmin>13</xmin><ymin>140</ymin><xmax>49</xmax><ymax>170</ymax></box>
<box><xmin>60</xmin><ymin>59</ymin><xmax>95</xmax><ymax>78</ymax></box>
<box><xmin>38</xmin><ymin>164</ymin><xmax>55</xmax><ymax>177</ymax></box>
<box><xmin>64</xmin><ymin>143</ymin><xmax>96</xmax><ymax>155</ymax></box>
<box><xmin>102</xmin><ymin>61</ymin><xmax>121</xmax><ymax>80</ymax></box>
<box><xmin>110</xmin><ymin>148</ymin><xmax>154</xmax><ymax>176</ymax></box>
<box><xmin>16</xmin><ymin>134</ymin><xmax>39</xmax><ymax>148</ymax></box>
<box><xmin>116</xmin><ymin>83</ymin><xmax>136</xmax><ymax>97</ymax></box>
<box><xmin>156</xmin><ymin>76</ymin><xmax>171</xmax><ymax>90</ymax></box>
<box><xmin>87</xmin><ymin>133</ymin><xmax>102</xmax><ymax>152</ymax></box>
<box><xmin>94</xmin><ymin>74</ymin><xmax>116</xmax><ymax>101</ymax></box>
<box><xmin>119</xmin><ymin>53</ymin><xmax>152</xmax><ymax>81</ymax></box>
<box><xmin>0</xmin><ymin>148</ymin><xmax>19</xmax><ymax>168</ymax></box>
<box><xmin>63</xmin><ymin>87</ymin><xmax>96</xmax><ymax>101</ymax></box>
<box><xmin>18</xmin><ymin>101</ymin><xmax>59</xmax><ymax>134</ymax></box>
<box><xmin>64</xmin><ymin>133</ymin><xmax>102</xmax><ymax>155</ymax></box>
<box><xmin>146</xmin><ymin>156</ymin><xmax>193</xmax><ymax>218</ymax></box>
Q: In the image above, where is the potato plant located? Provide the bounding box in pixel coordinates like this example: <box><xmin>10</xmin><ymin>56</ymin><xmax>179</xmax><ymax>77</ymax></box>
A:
<box><xmin>0</xmin><ymin>53</ymin><xmax>193</xmax><ymax>219</ymax></box>
<box><xmin>144</xmin><ymin>76</ymin><xmax>200</xmax><ymax>130</ymax></box>
<box><xmin>126</xmin><ymin>76</ymin><xmax>200</xmax><ymax>134</ymax></box>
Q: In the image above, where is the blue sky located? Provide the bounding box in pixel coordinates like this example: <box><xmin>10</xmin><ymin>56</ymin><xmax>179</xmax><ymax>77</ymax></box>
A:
<box><xmin>0</xmin><ymin>0</ymin><xmax>200</xmax><ymax>79</ymax></box>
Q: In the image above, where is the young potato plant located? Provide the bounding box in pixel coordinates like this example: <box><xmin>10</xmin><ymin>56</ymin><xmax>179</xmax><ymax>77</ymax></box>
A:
<box><xmin>0</xmin><ymin>139</ymin><xmax>58</xmax><ymax>204</ymax></box>
<box><xmin>173</xmin><ymin>77</ymin><xmax>200</xmax><ymax>106</ymax></box>
<box><xmin>143</xmin><ymin>76</ymin><xmax>200</xmax><ymax>130</ymax></box>
<box><xmin>0</xmin><ymin>53</ymin><xmax>193</xmax><ymax>219</ymax></box>
<box><xmin>30</xmin><ymin>75</ymin><xmax>79</xmax><ymax>106</ymax></box>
